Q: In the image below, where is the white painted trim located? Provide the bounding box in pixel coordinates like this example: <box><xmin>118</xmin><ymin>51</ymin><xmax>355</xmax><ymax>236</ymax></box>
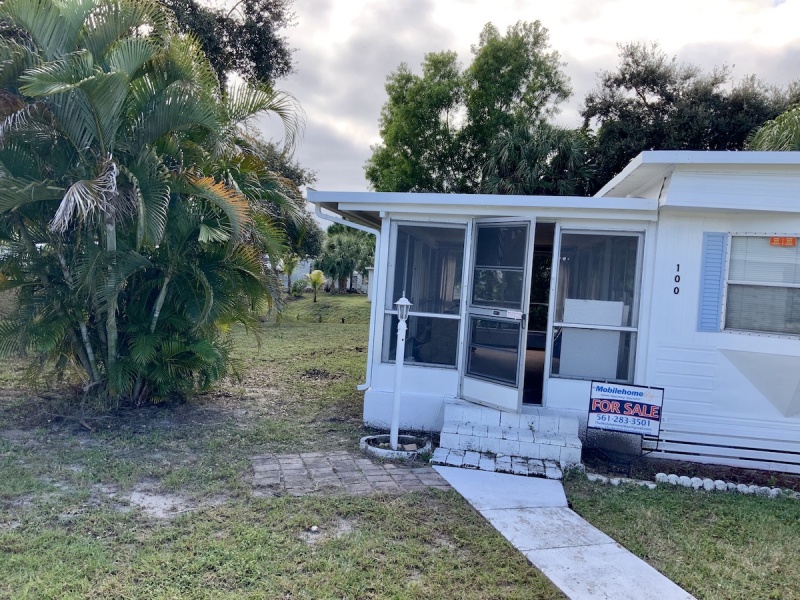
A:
<box><xmin>542</xmin><ymin>221</ymin><xmax>562</xmax><ymax>407</ymax></box>
<box><xmin>635</xmin><ymin>221</ymin><xmax>658</xmax><ymax>387</ymax></box>
<box><xmin>309</xmin><ymin>190</ymin><xmax>657</xmax><ymax>212</ymax></box>
<box><xmin>461</xmin><ymin>218</ymin><xmax>536</xmax><ymax>412</ymax></box>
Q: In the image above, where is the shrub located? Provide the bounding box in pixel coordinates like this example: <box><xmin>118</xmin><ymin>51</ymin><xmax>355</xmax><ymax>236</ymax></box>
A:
<box><xmin>290</xmin><ymin>279</ymin><xmax>307</xmax><ymax>297</ymax></box>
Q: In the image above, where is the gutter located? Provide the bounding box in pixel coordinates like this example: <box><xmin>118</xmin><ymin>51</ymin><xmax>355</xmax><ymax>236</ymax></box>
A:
<box><xmin>313</xmin><ymin>202</ymin><xmax>379</xmax><ymax>236</ymax></box>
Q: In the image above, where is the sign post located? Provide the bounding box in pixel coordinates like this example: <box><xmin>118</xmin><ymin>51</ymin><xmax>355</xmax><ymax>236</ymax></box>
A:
<box><xmin>588</xmin><ymin>381</ymin><xmax>664</xmax><ymax>437</ymax></box>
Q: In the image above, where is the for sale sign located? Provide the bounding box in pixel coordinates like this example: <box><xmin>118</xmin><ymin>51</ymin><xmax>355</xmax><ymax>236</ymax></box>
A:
<box><xmin>588</xmin><ymin>382</ymin><xmax>664</xmax><ymax>437</ymax></box>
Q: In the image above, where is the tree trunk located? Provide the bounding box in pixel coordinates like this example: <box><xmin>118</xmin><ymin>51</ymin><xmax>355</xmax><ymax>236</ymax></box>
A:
<box><xmin>56</xmin><ymin>251</ymin><xmax>101</xmax><ymax>382</ymax></box>
<box><xmin>150</xmin><ymin>273</ymin><xmax>171</xmax><ymax>333</ymax></box>
<box><xmin>105</xmin><ymin>213</ymin><xmax>118</xmax><ymax>369</ymax></box>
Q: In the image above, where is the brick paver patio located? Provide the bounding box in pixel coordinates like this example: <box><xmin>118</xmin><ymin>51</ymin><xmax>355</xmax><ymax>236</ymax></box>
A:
<box><xmin>249</xmin><ymin>451</ymin><xmax>452</xmax><ymax>497</ymax></box>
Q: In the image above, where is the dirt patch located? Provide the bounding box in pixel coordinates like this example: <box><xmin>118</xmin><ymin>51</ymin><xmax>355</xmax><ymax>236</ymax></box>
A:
<box><xmin>299</xmin><ymin>517</ymin><xmax>356</xmax><ymax>545</ymax></box>
<box><xmin>127</xmin><ymin>484</ymin><xmax>194</xmax><ymax>519</ymax></box>
<box><xmin>300</xmin><ymin>368</ymin><xmax>344</xmax><ymax>381</ymax></box>
<box><xmin>0</xmin><ymin>429</ymin><xmax>40</xmax><ymax>447</ymax></box>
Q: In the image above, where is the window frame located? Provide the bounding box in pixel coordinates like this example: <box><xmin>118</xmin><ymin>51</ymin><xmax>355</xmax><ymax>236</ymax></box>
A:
<box><xmin>381</xmin><ymin>220</ymin><xmax>468</xmax><ymax>368</ymax></box>
<box><xmin>549</xmin><ymin>229</ymin><xmax>645</xmax><ymax>384</ymax></box>
<box><xmin>722</xmin><ymin>233</ymin><xmax>800</xmax><ymax>337</ymax></box>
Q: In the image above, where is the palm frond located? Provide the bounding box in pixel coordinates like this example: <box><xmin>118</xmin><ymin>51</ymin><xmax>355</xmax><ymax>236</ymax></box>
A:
<box><xmin>83</xmin><ymin>0</ymin><xmax>167</xmax><ymax>62</ymax></box>
<box><xmin>48</xmin><ymin>89</ymin><xmax>98</xmax><ymax>152</ymax></box>
<box><xmin>121</xmin><ymin>148</ymin><xmax>169</xmax><ymax>247</ymax></box>
<box><xmin>89</xmin><ymin>248</ymin><xmax>152</xmax><ymax>313</ymax></box>
<box><xmin>51</xmin><ymin>158</ymin><xmax>117</xmax><ymax>232</ymax></box>
<box><xmin>18</xmin><ymin>49</ymin><xmax>94</xmax><ymax>96</ymax></box>
<box><xmin>226</xmin><ymin>83</ymin><xmax>304</xmax><ymax>153</ymax></box>
<box><xmin>747</xmin><ymin>104</ymin><xmax>800</xmax><ymax>151</ymax></box>
<box><xmin>0</xmin><ymin>100</ymin><xmax>44</xmax><ymax>144</ymax></box>
<box><xmin>128</xmin><ymin>331</ymin><xmax>158</xmax><ymax>365</ymax></box>
<box><xmin>182</xmin><ymin>173</ymin><xmax>251</xmax><ymax>241</ymax></box>
<box><xmin>159</xmin><ymin>34</ymin><xmax>219</xmax><ymax>96</ymax></box>
<box><xmin>0</xmin><ymin>177</ymin><xmax>63</xmax><ymax>213</ymax></box>
<box><xmin>131</xmin><ymin>80</ymin><xmax>219</xmax><ymax>151</ymax></box>
<box><xmin>197</xmin><ymin>222</ymin><xmax>230</xmax><ymax>244</ymax></box>
<box><xmin>79</xmin><ymin>70</ymin><xmax>129</xmax><ymax>149</ymax></box>
<box><xmin>0</xmin><ymin>37</ymin><xmax>39</xmax><ymax>86</ymax></box>
<box><xmin>187</xmin><ymin>263</ymin><xmax>214</xmax><ymax>328</ymax></box>
<box><xmin>0</xmin><ymin>0</ymin><xmax>80</xmax><ymax>61</ymax></box>
<box><xmin>0</xmin><ymin>141</ymin><xmax>41</xmax><ymax>178</ymax></box>
<box><xmin>105</xmin><ymin>36</ymin><xmax>157</xmax><ymax>77</ymax></box>
<box><xmin>251</xmin><ymin>211</ymin><xmax>287</xmax><ymax>262</ymax></box>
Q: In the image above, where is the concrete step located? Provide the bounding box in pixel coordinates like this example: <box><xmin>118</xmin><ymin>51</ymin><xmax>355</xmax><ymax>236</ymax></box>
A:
<box><xmin>430</xmin><ymin>447</ymin><xmax>564</xmax><ymax>480</ymax></box>
<box><xmin>439</xmin><ymin>421</ymin><xmax>582</xmax><ymax>466</ymax></box>
<box><xmin>443</xmin><ymin>400</ymin><xmax>580</xmax><ymax>437</ymax></box>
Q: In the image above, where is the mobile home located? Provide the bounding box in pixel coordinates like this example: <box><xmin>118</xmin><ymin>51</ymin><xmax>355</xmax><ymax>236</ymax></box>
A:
<box><xmin>309</xmin><ymin>151</ymin><xmax>800</xmax><ymax>474</ymax></box>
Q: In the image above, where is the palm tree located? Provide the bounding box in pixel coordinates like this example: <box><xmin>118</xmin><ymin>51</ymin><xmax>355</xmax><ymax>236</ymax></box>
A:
<box><xmin>481</xmin><ymin>121</ymin><xmax>595</xmax><ymax>196</ymax></box>
<box><xmin>306</xmin><ymin>269</ymin><xmax>326</xmax><ymax>303</ymax></box>
<box><xmin>0</xmin><ymin>0</ymin><xmax>302</xmax><ymax>404</ymax></box>
<box><xmin>282</xmin><ymin>253</ymin><xmax>300</xmax><ymax>291</ymax></box>
<box><xmin>314</xmin><ymin>230</ymin><xmax>375</xmax><ymax>292</ymax></box>
<box><xmin>747</xmin><ymin>104</ymin><xmax>800</xmax><ymax>150</ymax></box>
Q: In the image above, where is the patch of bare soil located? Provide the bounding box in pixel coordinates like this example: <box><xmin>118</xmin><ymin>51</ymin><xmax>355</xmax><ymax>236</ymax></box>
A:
<box><xmin>300</xmin><ymin>368</ymin><xmax>344</xmax><ymax>381</ymax></box>
<box><xmin>299</xmin><ymin>517</ymin><xmax>356</xmax><ymax>545</ymax></box>
<box><xmin>583</xmin><ymin>449</ymin><xmax>800</xmax><ymax>492</ymax></box>
<box><xmin>127</xmin><ymin>488</ymin><xmax>194</xmax><ymax>519</ymax></box>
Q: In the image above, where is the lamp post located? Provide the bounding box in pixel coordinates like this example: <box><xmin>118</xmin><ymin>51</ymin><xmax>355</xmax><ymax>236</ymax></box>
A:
<box><xmin>390</xmin><ymin>294</ymin><xmax>412</xmax><ymax>451</ymax></box>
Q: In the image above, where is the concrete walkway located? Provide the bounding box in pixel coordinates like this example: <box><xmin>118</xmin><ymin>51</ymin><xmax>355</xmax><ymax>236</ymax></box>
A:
<box><xmin>434</xmin><ymin>466</ymin><xmax>696</xmax><ymax>600</ymax></box>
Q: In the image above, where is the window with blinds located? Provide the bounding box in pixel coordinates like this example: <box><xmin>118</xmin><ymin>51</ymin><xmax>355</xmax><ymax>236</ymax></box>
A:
<box><xmin>725</xmin><ymin>236</ymin><xmax>800</xmax><ymax>335</ymax></box>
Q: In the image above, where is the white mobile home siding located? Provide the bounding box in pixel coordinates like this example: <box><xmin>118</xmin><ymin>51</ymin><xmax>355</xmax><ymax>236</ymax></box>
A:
<box><xmin>643</xmin><ymin>168</ymin><xmax>800</xmax><ymax>473</ymax></box>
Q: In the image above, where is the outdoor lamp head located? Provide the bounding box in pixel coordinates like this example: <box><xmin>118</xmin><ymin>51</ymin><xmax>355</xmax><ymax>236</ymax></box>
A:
<box><xmin>395</xmin><ymin>295</ymin><xmax>412</xmax><ymax>321</ymax></box>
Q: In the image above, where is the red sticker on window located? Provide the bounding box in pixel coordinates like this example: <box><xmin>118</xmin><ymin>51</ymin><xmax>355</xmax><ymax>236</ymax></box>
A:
<box><xmin>770</xmin><ymin>237</ymin><xmax>797</xmax><ymax>247</ymax></box>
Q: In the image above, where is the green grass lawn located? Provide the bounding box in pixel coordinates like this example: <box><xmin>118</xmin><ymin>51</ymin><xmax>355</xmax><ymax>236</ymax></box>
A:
<box><xmin>1</xmin><ymin>292</ymin><xmax>799</xmax><ymax>599</ymax></box>
<box><xmin>0</xmin><ymin>292</ymin><xmax>563</xmax><ymax>599</ymax></box>
<box><xmin>563</xmin><ymin>473</ymin><xmax>800</xmax><ymax>600</ymax></box>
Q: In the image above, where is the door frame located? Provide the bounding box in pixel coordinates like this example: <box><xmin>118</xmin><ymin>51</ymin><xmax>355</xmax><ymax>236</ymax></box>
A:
<box><xmin>459</xmin><ymin>217</ymin><xmax>537</xmax><ymax>412</ymax></box>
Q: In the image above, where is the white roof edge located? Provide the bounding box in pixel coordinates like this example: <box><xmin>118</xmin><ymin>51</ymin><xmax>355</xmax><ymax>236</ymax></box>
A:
<box><xmin>594</xmin><ymin>153</ymin><xmax>647</xmax><ymax>198</ymax></box>
<box><xmin>634</xmin><ymin>150</ymin><xmax>800</xmax><ymax>165</ymax></box>
<box><xmin>596</xmin><ymin>151</ymin><xmax>800</xmax><ymax>198</ymax></box>
<box><xmin>308</xmin><ymin>189</ymin><xmax>656</xmax><ymax>211</ymax></box>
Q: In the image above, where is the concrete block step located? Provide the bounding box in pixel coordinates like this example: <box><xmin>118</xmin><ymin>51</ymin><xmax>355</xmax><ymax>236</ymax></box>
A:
<box><xmin>443</xmin><ymin>401</ymin><xmax>580</xmax><ymax>436</ymax></box>
<box><xmin>430</xmin><ymin>447</ymin><xmax>564</xmax><ymax>480</ymax></box>
<box><xmin>440</xmin><ymin>421</ymin><xmax>582</xmax><ymax>467</ymax></box>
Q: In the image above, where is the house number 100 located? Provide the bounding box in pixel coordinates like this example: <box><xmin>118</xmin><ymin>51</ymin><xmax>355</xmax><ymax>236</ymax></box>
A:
<box><xmin>674</xmin><ymin>264</ymin><xmax>680</xmax><ymax>294</ymax></box>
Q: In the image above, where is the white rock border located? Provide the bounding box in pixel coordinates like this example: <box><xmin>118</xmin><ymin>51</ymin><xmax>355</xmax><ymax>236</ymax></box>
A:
<box><xmin>585</xmin><ymin>471</ymin><xmax>800</xmax><ymax>500</ymax></box>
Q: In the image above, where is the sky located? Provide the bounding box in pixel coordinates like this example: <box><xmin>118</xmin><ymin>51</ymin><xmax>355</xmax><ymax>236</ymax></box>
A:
<box><xmin>258</xmin><ymin>0</ymin><xmax>800</xmax><ymax>193</ymax></box>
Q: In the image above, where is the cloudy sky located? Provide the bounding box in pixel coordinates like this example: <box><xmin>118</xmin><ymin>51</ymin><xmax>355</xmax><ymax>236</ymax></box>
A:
<box><xmin>258</xmin><ymin>0</ymin><xmax>800</xmax><ymax>192</ymax></box>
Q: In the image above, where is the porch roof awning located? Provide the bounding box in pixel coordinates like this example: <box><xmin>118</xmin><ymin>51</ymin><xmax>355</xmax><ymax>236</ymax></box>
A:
<box><xmin>308</xmin><ymin>189</ymin><xmax>658</xmax><ymax>227</ymax></box>
<box><xmin>596</xmin><ymin>150</ymin><xmax>800</xmax><ymax>199</ymax></box>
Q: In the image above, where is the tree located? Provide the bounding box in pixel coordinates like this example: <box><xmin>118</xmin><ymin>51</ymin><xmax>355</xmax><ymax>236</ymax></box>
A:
<box><xmin>747</xmin><ymin>104</ymin><xmax>800</xmax><ymax>150</ymax></box>
<box><xmin>482</xmin><ymin>121</ymin><xmax>595</xmax><ymax>196</ymax></box>
<box><xmin>234</xmin><ymin>132</ymin><xmax>322</xmax><ymax>259</ymax></box>
<box><xmin>365</xmin><ymin>20</ymin><xmax>571</xmax><ymax>194</ymax></box>
<box><xmin>582</xmin><ymin>42</ymin><xmax>800</xmax><ymax>188</ymax></box>
<box><xmin>161</xmin><ymin>0</ymin><xmax>294</xmax><ymax>87</ymax></box>
<box><xmin>314</xmin><ymin>227</ymin><xmax>374</xmax><ymax>292</ymax></box>
<box><xmin>306</xmin><ymin>269</ymin><xmax>325</xmax><ymax>303</ymax></box>
<box><xmin>0</xmin><ymin>0</ymin><xmax>301</xmax><ymax>405</ymax></box>
<box><xmin>281</xmin><ymin>252</ymin><xmax>299</xmax><ymax>290</ymax></box>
